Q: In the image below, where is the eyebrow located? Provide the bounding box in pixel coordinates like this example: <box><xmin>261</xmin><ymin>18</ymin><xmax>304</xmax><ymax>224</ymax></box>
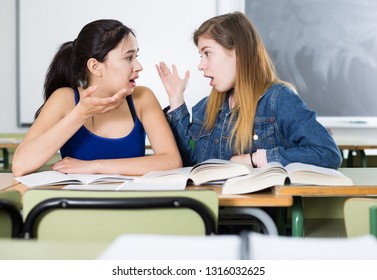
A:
<box><xmin>199</xmin><ymin>46</ymin><xmax>210</xmax><ymax>52</ymax></box>
<box><xmin>123</xmin><ymin>48</ymin><xmax>139</xmax><ymax>55</ymax></box>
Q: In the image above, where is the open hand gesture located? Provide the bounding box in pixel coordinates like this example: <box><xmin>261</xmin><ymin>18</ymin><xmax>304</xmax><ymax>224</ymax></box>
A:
<box><xmin>156</xmin><ymin>62</ymin><xmax>190</xmax><ymax>110</ymax></box>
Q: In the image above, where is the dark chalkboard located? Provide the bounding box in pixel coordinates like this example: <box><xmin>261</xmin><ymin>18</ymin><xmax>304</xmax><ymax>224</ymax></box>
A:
<box><xmin>246</xmin><ymin>0</ymin><xmax>377</xmax><ymax>117</ymax></box>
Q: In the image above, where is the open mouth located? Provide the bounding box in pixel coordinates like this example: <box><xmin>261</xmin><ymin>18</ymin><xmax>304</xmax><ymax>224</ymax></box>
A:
<box><xmin>204</xmin><ymin>75</ymin><xmax>214</xmax><ymax>86</ymax></box>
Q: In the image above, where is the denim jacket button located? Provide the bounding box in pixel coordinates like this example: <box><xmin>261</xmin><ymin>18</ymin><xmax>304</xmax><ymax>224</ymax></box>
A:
<box><xmin>214</xmin><ymin>138</ymin><xmax>219</xmax><ymax>144</ymax></box>
<box><xmin>253</xmin><ymin>134</ymin><xmax>259</xmax><ymax>141</ymax></box>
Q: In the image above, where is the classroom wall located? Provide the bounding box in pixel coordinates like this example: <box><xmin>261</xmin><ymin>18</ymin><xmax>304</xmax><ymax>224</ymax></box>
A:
<box><xmin>0</xmin><ymin>0</ymin><xmax>243</xmax><ymax>133</ymax></box>
<box><xmin>0</xmin><ymin>0</ymin><xmax>24</xmax><ymax>133</ymax></box>
<box><xmin>2</xmin><ymin>0</ymin><xmax>377</xmax><ymax>146</ymax></box>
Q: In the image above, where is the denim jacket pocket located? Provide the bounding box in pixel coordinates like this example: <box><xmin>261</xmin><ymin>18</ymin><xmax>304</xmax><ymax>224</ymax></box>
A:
<box><xmin>253</xmin><ymin>118</ymin><xmax>276</xmax><ymax>149</ymax></box>
<box><xmin>189</xmin><ymin>119</ymin><xmax>212</xmax><ymax>140</ymax></box>
<box><xmin>188</xmin><ymin>119</ymin><xmax>214</xmax><ymax>160</ymax></box>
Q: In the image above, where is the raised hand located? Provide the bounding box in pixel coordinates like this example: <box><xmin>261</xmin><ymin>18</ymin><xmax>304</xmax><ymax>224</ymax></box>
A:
<box><xmin>76</xmin><ymin>85</ymin><xmax>130</xmax><ymax>119</ymax></box>
<box><xmin>156</xmin><ymin>62</ymin><xmax>190</xmax><ymax>110</ymax></box>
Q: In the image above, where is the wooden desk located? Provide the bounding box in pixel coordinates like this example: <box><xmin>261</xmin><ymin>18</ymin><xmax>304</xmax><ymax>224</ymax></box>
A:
<box><xmin>0</xmin><ymin>137</ymin><xmax>22</xmax><ymax>169</ymax></box>
<box><xmin>189</xmin><ymin>185</ymin><xmax>292</xmax><ymax>207</ymax></box>
<box><xmin>1</xmin><ymin>174</ymin><xmax>293</xmax><ymax>236</ymax></box>
<box><xmin>336</xmin><ymin>137</ymin><xmax>377</xmax><ymax>167</ymax></box>
<box><xmin>275</xmin><ymin>168</ymin><xmax>377</xmax><ymax>237</ymax></box>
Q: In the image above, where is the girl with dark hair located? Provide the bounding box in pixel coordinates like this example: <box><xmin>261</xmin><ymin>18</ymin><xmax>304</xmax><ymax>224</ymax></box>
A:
<box><xmin>156</xmin><ymin>12</ymin><xmax>341</xmax><ymax>169</ymax></box>
<box><xmin>13</xmin><ymin>19</ymin><xmax>182</xmax><ymax>176</ymax></box>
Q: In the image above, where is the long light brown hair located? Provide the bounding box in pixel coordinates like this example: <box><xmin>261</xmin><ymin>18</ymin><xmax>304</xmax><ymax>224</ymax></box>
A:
<box><xmin>193</xmin><ymin>12</ymin><xmax>288</xmax><ymax>155</ymax></box>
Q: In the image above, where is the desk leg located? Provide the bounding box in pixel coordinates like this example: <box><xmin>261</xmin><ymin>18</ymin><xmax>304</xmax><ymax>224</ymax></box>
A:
<box><xmin>275</xmin><ymin>207</ymin><xmax>287</xmax><ymax>236</ymax></box>
<box><xmin>291</xmin><ymin>196</ymin><xmax>304</xmax><ymax>237</ymax></box>
<box><xmin>369</xmin><ymin>206</ymin><xmax>377</xmax><ymax>237</ymax></box>
<box><xmin>1</xmin><ymin>148</ymin><xmax>9</xmax><ymax>169</ymax></box>
<box><xmin>360</xmin><ymin>150</ymin><xmax>367</xmax><ymax>167</ymax></box>
<box><xmin>347</xmin><ymin>149</ymin><xmax>367</xmax><ymax>167</ymax></box>
<box><xmin>347</xmin><ymin>150</ymin><xmax>354</xmax><ymax>167</ymax></box>
<box><xmin>220</xmin><ymin>207</ymin><xmax>278</xmax><ymax>235</ymax></box>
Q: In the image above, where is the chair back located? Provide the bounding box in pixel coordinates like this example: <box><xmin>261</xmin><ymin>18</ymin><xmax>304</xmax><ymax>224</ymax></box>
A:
<box><xmin>0</xmin><ymin>191</ymin><xmax>22</xmax><ymax>238</ymax></box>
<box><xmin>344</xmin><ymin>197</ymin><xmax>377</xmax><ymax>237</ymax></box>
<box><xmin>22</xmin><ymin>189</ymin><xmax>218</xmax><ymax>241</ymax></box>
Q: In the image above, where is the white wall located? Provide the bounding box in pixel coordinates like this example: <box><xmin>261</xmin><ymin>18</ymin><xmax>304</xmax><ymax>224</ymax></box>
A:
<box><xmin>1</xmin><ymin>0</ymin><xmax>244</xmax><ymax>133</ymax></box>
<box><xmin>0</xmin><ymin>0</ymin><xmax>25</xmax><ymax>133</ymax></box>
<box><xmin>5</xmin><ymin>0</ymin><xmax>375</xmax><ymax>147</ymax></box>
<box><xmin>17</xmin><ymin>0</ymin><xmax>219</xmax><ymax>126</ymax></box>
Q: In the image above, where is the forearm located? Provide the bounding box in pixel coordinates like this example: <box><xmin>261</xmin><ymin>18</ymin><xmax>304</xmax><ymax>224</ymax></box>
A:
<box><xmin>90</xmin><ymin>153</ymin><xmax>182</xmax><ymax>176</ymax></box>
<box><xmin>12</xmin><ymin>108</ymin><xmax>87</xmax><ymax>176</ymax></box>
<box><xmin>266</xmin><ymin>145</ymin><xmax>342</xmax><ymax>169</ymax></box>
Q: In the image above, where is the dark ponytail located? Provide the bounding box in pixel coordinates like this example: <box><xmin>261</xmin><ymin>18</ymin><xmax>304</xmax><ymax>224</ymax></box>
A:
<box><xmin>35</xmin><ymin>19</ymin><xmax>134</xmax><ymax>119</ymax></box>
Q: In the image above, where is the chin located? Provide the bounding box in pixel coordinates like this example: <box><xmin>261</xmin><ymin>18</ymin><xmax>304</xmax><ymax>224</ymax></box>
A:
<box><xmin>215</xmin><ymin>86</ymin><xmax>232</xmax><ymax>93</ymax></box>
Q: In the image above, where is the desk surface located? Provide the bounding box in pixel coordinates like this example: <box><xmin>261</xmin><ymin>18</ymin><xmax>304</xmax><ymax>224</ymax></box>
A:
<box><xmin>0</xmin><ymin>173</ymin><xmax>293</xmax><ymax>208</ymax></box>
<box><xmin>335</xmin><ymin>135</ymin><xmax>377</xmax><ymax>149</ymax></box>
<box><xmin>188</xmin><ymin>185</ymin><xmax>292</xmax><ymax>207</ymax></box>
<box><xmin>0</xmin><ymin>137</ymin><xmax>22</xmax><ymax>149</ymax></box>
<box><xmin>275</xmin><ymin>168</ymin><xmax>377</xmax><ymax>197</ymax></box>
<box><xmin>3</xmin><ymin>168</ymin><xmax>377</xmax><ymax>200</ymax></box>
<box><xmin>338</xmin><ymin>144</ymin><xmax>377</xmax><ymax>150</ymax></box>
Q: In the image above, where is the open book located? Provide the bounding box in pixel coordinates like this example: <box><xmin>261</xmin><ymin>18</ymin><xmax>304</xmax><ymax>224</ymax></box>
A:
<box><xmin>15</xmin><ymin>171</ymin><xmax>133</xmax><ymax>188</ymax></box>
<box><xmin>222</xmin><ymin>162</ymin><xmax>353</xmax><ymax>195</ymax></box>
<box><xmin>128</xmin><ymin>159</ymin><xmax>254</xmax><ymax>190</ymax></box>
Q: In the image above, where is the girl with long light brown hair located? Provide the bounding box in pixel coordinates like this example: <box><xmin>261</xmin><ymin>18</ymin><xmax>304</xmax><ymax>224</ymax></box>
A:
<box><xmin>156</xmin><ymin>12</ymin><xmax>341</xmax><ymax>169</ymax></box>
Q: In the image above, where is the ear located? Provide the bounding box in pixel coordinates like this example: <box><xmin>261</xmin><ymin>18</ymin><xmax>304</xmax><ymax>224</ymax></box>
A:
<box><xmin>87</xmin><ymin>58</ymin><xmax>103</xmax><ymax>77</ymax></box>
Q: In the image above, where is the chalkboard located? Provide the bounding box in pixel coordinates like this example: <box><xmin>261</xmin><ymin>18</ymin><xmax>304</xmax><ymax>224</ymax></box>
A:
<box><xmin>17</xmin><ymin>0</ymin><xmax>216</xmax><ymax>126</ymax></box>
<box><xmin>246</xmin><ymin>0</ymin><xmax>377</xmax><ymax>117</ymax></box>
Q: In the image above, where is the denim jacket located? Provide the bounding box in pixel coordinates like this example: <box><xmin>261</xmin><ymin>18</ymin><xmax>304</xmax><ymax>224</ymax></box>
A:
<box><xmin>164</xmin><ymin>83</ymin><xmax>342</xmax><ymax>168</ymax></box>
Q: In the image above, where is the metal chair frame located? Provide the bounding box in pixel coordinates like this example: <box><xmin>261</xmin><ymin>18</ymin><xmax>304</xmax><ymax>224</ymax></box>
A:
<box><xmin>0</xmin><ymin>198</ymin><xmax>23</xmax><ymax>238</ymax></box>
<box><xmin>23</xmin><ymin>196</ymin><xmax>217</xmax><ymax>239</ymax></box>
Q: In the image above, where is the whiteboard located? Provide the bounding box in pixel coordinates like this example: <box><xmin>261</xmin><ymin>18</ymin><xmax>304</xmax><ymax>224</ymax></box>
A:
<box><xmin>17</xmin><ymin>0</ymin><xmax>216</xmax><ymax>126</ymax></box>
<box><xmin>246</xmin><ymin>0</ymin><xmax>377</xmax><ymax>118</ymax></box>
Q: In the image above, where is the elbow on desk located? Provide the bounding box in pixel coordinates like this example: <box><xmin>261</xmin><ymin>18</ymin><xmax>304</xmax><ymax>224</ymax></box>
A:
<box><xmin>324</xmin><ymin>151</ymin><xmax>343</xmax><ymax>169</ymax></box>
<box><xmin>12</xmin><ymin>164</ymin><xmax>27</xmax><ymax>177</ymax></box>
<box><xmin>11</xmin><ymin>157</ymin><xmax>34</xmax><ymax>177</ymax></box>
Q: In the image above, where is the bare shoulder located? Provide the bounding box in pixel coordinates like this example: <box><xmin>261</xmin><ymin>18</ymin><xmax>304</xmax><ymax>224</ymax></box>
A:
<box><xmin>42</xmin><ymin>87</ymin><xmax>76</xmax><ymax>113</ymax></box>
<box><xmin>48</xmin><ymin>87</ymin><xmax>75</xmax><ymax>102</ymax></box>
<box><xmin>132</xmin><ymin>86</ymin><xmax>156</xmax><ymax>100</ymax></box>
<box><xmin>132</xmin><ymin>86</ymin><xmax>160</xmax><ymax>107</ymax></box>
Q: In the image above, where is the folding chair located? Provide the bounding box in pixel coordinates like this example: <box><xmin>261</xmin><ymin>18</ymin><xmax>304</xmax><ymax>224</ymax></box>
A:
<box><xmin>344</xmin><ymin>197</ymin><xmax>377</xmax><ymax>237</ymax></box>
<box><xmin>0</xmin><ymin>191</ymin><xmax>23</xmax><ymax>238</ymax></box>
<box><xmin>22</xmin><ymin>189</ymin><xmax>218</xmax><ymax>241</ymax></box>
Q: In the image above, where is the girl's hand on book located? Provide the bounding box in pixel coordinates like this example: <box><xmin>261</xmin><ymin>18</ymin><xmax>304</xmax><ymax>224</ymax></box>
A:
<box><xmin>51</xmin><ymin>157</ymin><xmax>96</xmax><ymax>174</ymax></box>
<box><xmin>230</xmin><ymin>154</ymin><xmax>254</xmax><ymax>166</ymax></box>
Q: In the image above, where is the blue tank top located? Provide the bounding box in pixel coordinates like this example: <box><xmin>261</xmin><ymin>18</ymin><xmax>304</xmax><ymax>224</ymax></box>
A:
<box><xmin>60</xmin><ymin>88</ymin><xmax>146</xmax><ymax>160</ymax></box>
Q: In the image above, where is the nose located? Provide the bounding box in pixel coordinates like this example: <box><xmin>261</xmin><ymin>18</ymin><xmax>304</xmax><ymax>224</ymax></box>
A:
<box><xmin>134</xmin><ymin>59</ymin><xmax>143</xmax><ymax>72</ymax></box>
<box><xmin>198</xmin><ymin>58</ymin><xmax>206</xmax><ymax>71</ymax></box>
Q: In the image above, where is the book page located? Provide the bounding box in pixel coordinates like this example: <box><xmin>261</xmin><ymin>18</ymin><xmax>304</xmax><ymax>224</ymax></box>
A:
<box><xmin>189</xmin><ymin>159</ymin><xmax>254</xmax><ymax>185</ymax></box>
<box><xmin>68</xmin><ymin>173</ymin><xmax>134</xmax><ymax>184</ymax></box>
<box><xmin>134</xmin><ymin>167</ymin><xmax>191</xmax><ymax>182</ymax></box>
<box><xmin>63</xmin><ymin>184</ymin><xmax>124</xmax><ymax>191</ymax></box>
<box><xmin>285</xmin><ymin>162</ymin><xmax>353</xmax><ymax>185</ymax></box>
<box><xmin>221</xmin><ymin>162</ymin><xmax>288</xmax><ymax>195</ymax></box>
<box><xmin>119</xmin><ymin>180</ymin><xmax>187</xmax><ymax>191</ymax></box>
<box><xmin>15</xmin><ymin>171</ymin><xmax>77</xmax><ymax>187</ymax></box>
<box><xmin>15</xmin><ymin>171</ymin><xmax>134</xmax><ymax>187</ymax></box>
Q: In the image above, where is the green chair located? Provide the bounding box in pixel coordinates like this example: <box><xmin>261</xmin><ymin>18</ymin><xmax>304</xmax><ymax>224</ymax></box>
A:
<box><xmin>0</xmin><ymin>191</ymin><xmax>23</xmax><ymax>238</ymax></box>
<box><xmin>344</xmin><ymin>197</ymin><xmax>377</xmax><ymax>237</ymax></box>
<box><xmin>22</xmin><ymin>189</ymin><xmax>218</xmax><ymax>241</ymax></box>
